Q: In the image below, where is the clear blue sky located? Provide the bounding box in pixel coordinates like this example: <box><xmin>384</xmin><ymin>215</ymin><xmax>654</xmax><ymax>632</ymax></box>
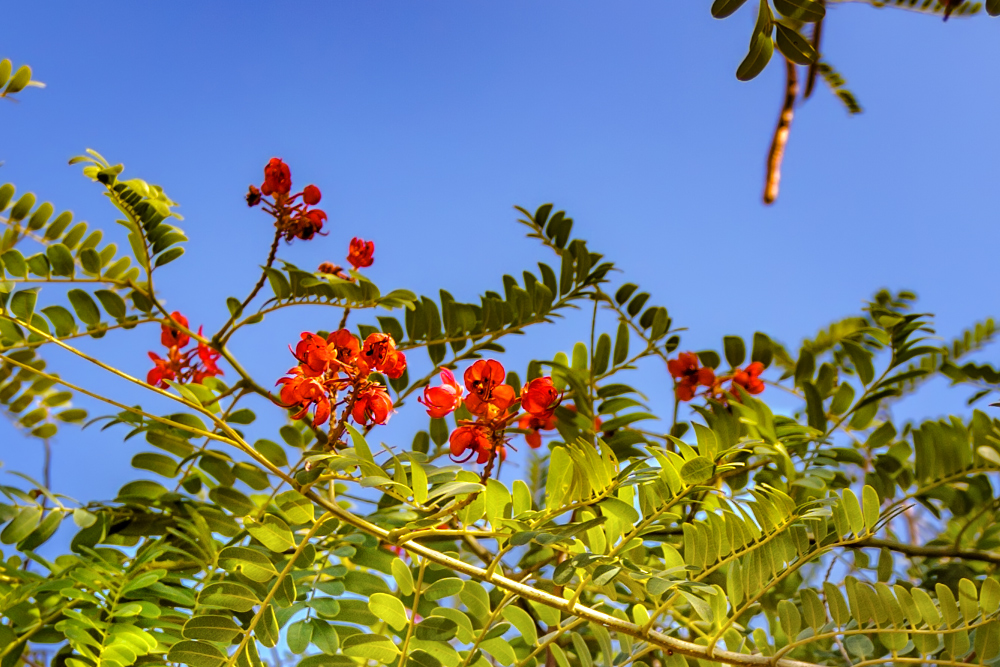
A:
<box><xmin>1</xmin><ymin>3</ymin><xmax>998</xmax><ymax>503</ymax></box>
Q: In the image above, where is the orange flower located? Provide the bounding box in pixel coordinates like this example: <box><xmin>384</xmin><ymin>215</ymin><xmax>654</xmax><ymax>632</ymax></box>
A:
<box><xmin>327</xmin><ymin>329</ymin><xmax>363</xmax><ymax>372</ymax></box>
<box><xmin>731</xmin><ymin>362</ymin><xmax>765</xmax><ymax>395</ymax></box>
<box><xmin>161</xmin><ymin>311</ymin><xmax>190</xmax><ymax>348</ymax></box>
<box><xmin>303</xmin><ymin>184</ymin><xmax>322</xmax><ymax>205</ymax></box>
<box><xmin>463</xmin><ymin>360</ymin><xmax>516</xmax><ymax>417</ymax></box>
<box><xmin>419</xmin><ymin>369</ymin><xmax>463</xmax><ymax>418</ymax></box>
<box><xmin>519</xmin><ymin>412</ymin><xmax>556</xmax><ymax>449</ymax></box>
<box><xmin>293</xmin><ymin>332</ymin><xmax>334</xmax><ymax>377</ymax></box>
<box><xmin>521</xmin><ymin>377</ymin><xmax>561</xmax><ymax>418</ymax></box>
<box><xmin>276</xmin><ymin>373</ymin><xmax>331</xmax><ymax>425</ymax></box>
<box><xmin>261</xmin><ymin>157</ymin><xmax>292</xmax><ymax>197</ymax></box>
<box><xmin>347</xmin><ymin>237</ymin><xmax>375</xmax><ymax>269</ymax></box>
<box><xmin>449</xmin><ymin>426</ymin><xmax>494</xmax><ymax>464</ymax></box>
<box><xmin>362</xmin><ymin>333</ymin><xmax>406</xmax><ymax>378</ymax></box>
<box><xmin>352</xmin><ymin>385</ymin><xmax>393</xmax><ymax>425</ymax></box>
<box><xmin>668</xmin><ymin>352</ymin><xmax>716</xmax><ymax>402</ymax></box>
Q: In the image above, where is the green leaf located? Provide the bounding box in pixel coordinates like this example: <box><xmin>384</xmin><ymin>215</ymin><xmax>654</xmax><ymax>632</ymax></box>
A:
<box><xmin>244</xmin><ymin>514</ymin><xmax>295</xmax><ymax>552</ymax></box>
<box><xmin>94</xmin><ymin>290</ymin><xmax>127</xmax><ymax>320</ymax></box>
<box><xmin>131</xmin><ymin>452</ymin><xmax>179</xmax><ymax>477</ymax></box>
<box><xmin>460</xmin><ymin>581</ymin><xmax>492</xmax><ymax>622</ymax></box>
<box><xmin>182</xmin><ymin>615</ymin><xmax>242</xmax><ymax>642</ymax></box>
<box><xmin>712</xmin><ymin>0</ymin><xmax>751</xmax><ymax>18</ymax></box>
<box><xmin>861</xmin><ymin>485</ymin><xmax>880</xmax><ymax>533</ymax></box>
<box><xmin>276</xmin><ymin>489</ymin><xmax>314</xmax><ymax>525</ymax></box>
<box><xmin>392</xmin><ymin>558</ymin><xmax>414</xmax><ymax>596</ymax></box>
<box><xmin>737</xmin><ymin>25</ymin><xmax>773</xmax><ymax>82</ymax></box>
<box><xmin>18</xmin><ymin>510</ymin><xmax>61</xmax><ymax>551</ymax></box>
<box><xmin>842</xmin><ymin>340</ymin><xmax>875</xmax><ymax>385</ymax></box>
<box><xmin>1</xmin><ymin>506</ymin><xmax>41</xmax><ymax>544</ymax></box>
<box><xmin>254</xmin><ymin>439</ymin><xmax>287</xmax><ymax>467</ymax></box>
<box><xmin>66</xmin><ymin>289</ymin><xmax>101</xmax><ymax>326</ymax></box>
<box><xmin>775</xmin><ymin>23</ymin><xmax>818</xmax><ymax>65</ymax></box>
<box><xmin>2</xmin><ymin>249</ymin><xmax>27</xmax><ymax>278</ymax></box>
<box><xmin>773</xmin><ymin>0</ymin><xmax>825</xmax><ymax>21</ymax></box>
<box><xmin>802</xmin><ymin>381</ymin><xmax>827</xmax><ymax>432</ymax></box>
<box><xmin>415</xmin><ymin>616</ymin><xmax>458</xmax><ymax>642</ymax></box>
<box><xmin>154</xmin><ymin>246</ymin><xmax>185</xmax><ymax>267</ymax></box>
<box><xmin>723</xmin><ymin>336</ymin><xmax>746</xmax><ymax>367</ymax></box>
<box><xmin>10</xmin><ymin>289</ymin><xmax>38</xmax><ymax>322</ymax></box>
<box><xmin>424</xmin><ymin>577</ymin><xmax>464</xmax><ymax>601</ymax></box>
<box><xmin>842</xmin><ymin>489</ymin><xmax>866</xmax><ymax>537</ymax></box>
<box><xmin>4</xmin><ymin>65</ymin><xmax>32</xmax><ymax>95</ymax></box>
<box><xmin>266</xmin><ymin>267</ymin><xmax>291</xmax><ymax>299</ymax></box>
<box><xmin>8</xmin><ymin>192</ymin><xmax>35</xmax><ymax>222</ymax></box>
<box><xmin>342</xmin><ymin>634</ymin><xmax>400</xmax><ymax>664</ymax></box>
<box><xmin>167</xmin><ymin>640</ymin><xmax>227</xmax><ymax>667</ymax></box>
<box><xmin>501</xmin><ymin>605</ymin><xmax>538</xmax><ymax>645</ymax></box>
<box><xmin>198</xmin><ymin>582</ymin><xmax>260</xmax><ymax>612</ymax></box>
<box><xmin>287</xmin><ymin>620</ymin><xmax>313</xmax><ymax>654</ymax></box>
<box><xmin>46</xmin><ymin>243</ymin><xmax>75</xmax><ymax>277</ymax></box>
<box><xmin>680</xmin><ymin>456</ymin><xmax>715</xmax><ymax>485</ymax></box>
<box><xmin>369</xmin><ymin>592</ymin><xmax>409</xmax><ymax>631</ymax></box>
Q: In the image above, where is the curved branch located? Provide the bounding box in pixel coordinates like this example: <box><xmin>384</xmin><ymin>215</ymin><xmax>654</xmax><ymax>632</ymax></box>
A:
<box><xmin>763</xmin><ymin>58</ymin><xmax>799</xmax><ymax>205</ymax></box>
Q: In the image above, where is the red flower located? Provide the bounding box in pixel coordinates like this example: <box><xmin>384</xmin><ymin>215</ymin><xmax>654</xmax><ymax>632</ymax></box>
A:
<box><xmin>731</xmin><ymin>362</ymin><xmax>765</xmax><ymax>395</ymax></box>
<box><xmin>449</xmin><ymin>426</ymin><xmax>494</xmax><ymax>464</ymax></box>
<box><xmin>362</xmin><ymin>333</ymin><xmax>406</xmax><ymax>378</ymax></box>
<box><xmin>463</xmin><ymin>360</ymin><xmax>516</xmax><ymax>418</ymax></box>
<box><xmin>352</xmin><ymin>385</ymin><xmax>393</xmax><ymax>425</ymax></box>
<box><xmin>294</xmin><ymin>332</ymin><xmax>334</xmax><ymax>377</ymax></box>
<box><xmin>161</xmin><ymin>312</ymin><xmax>190</xmax><ymax>348</ymax></box>
<box><xmin>287</xmin><ymin>209</ymin><xmax>327</xmax><ymax>242</ymax></box>
<box><xmin>303</xmin><ymin>184</ymin><xmax>322</xmax><ymax>205</ymax></box>
<box><xmin>668</xmin><ymin>352</ymin><xmax>716</xmax><ymax>402</ymax></box>
<box><xmin>419</xmin><ymin>369</ymin><xmax>463</xmax><ymax>418</ymax></box>
<box><xmin>261</xmin><ymin>158</ymin><xmax>292</xmax><ymax>197</ymax></box>
<box><xmin>193</xmin><ymin>329</ymin><xmax>223</xmax><ymax>383</ymax></box>
<box><xmin>147</xmin><ymin>352</ymin><xmax>177</xmax><ymax>387</ymax></box>
<box><xmin>521</xmin><ymin>377</ymin><xmax>561</xmax><ymax>418</ymax></box>
<box><xmin>519</xmin><ymin>412</ymin><xmax>556</xmax><ymax>449</ymax></box>
<box><xmin>246</xmin><ymin>185</ymin><xmax>262</xmax><ymax>207</ymax></box>
<box><xmin>277</xmin><ymin>373</ymin><xmax>332</xmax><ymax>425</ymax></box>
<box><xmin>347</xmin><ymin>238</ymin><xmax>375</xmax><ymax>269</ymax></box>
<box><xmin>327</xmin><ymin>329</ymin><xmax>363</xmax><ymax>373</ymax></box>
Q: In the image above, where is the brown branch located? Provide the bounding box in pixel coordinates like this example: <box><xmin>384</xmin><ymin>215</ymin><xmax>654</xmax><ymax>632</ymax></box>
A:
<box><xmin>763</xmin><ymin>58</ymin><xmax>799</xmax><ymax>205</ymax></box>
<box><xmin>849</xmin><ymin>538</ymin><xmax>1000</xmax><ymax>564</ymax></box>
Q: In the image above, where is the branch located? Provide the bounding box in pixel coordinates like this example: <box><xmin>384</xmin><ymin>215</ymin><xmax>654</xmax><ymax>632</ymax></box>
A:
<box><xmin>851</xmin><ymin>537</ymin><xmax>1000</xmax><ymax>564</ymax></box>
<box><xmin>763</xmin><ymin>58</ymin><xmax>799</xmax><ymax>205</ymax></box>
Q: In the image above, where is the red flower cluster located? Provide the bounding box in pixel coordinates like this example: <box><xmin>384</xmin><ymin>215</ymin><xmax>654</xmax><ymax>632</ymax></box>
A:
<box><xmin>348</xmin><ymin>237</ymin><xmax>375</xmax><ymax>269</ymax></box>
<box><xmin>247</xmin><ymin>158</ymin><xmax>328</xmax><ymax>242</ymax></box>
<box><xmin>276</xmin><ymin>329</ymin><xmax>406</xmax><ymax>428</ymax></box>
<box><xmin>147</xmin><ymin>312</ymin><xmax>223</xmax><ymax>387</ymax></box>
<box><xmin>420</xmin><ymin>360</ymin><xmax>562</xmax><ymax>466</ymax></box>
<box><xmin>668</xmin><ymin>352</ymin><xmax>716</xmax><ymax>402</ymax></box>
<box><xmin>668</xmin><ymin>352</ymin><xmax>766</xmax><ymax>402</ymax></box>
<box><xmin>732</xmin><ymin>362</ymin><xmax>765</xmax><ymax>395</ymax></box>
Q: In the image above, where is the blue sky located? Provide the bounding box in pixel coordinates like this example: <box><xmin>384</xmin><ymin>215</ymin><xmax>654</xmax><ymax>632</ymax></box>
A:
<box><xmin>1</xmin><ymin>3</ymin><xmax>998</xmax><ymax>504</ymax></box>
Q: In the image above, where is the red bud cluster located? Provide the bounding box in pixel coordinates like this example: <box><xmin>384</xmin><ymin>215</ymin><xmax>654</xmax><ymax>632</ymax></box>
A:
<box><xmin>147</xmin><ymin>312</ymin><xmax>223</xmax><ymax>387</ymax></box>
<box><xmin>668</xmin><ymin>351</ymin><xmax>765</xmax><ymax>402</ymax></box>
<box><xmin>247</xmin><ymin>158</ymin><xmax>328</xmax><ymax>242</ymax></box>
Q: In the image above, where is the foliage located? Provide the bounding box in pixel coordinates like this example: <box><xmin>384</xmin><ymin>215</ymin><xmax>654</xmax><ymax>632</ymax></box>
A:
<box><xmin>2</xmin><ymin>49</ymin><xmax>1000</xmax><ymax>667</ymax></box>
